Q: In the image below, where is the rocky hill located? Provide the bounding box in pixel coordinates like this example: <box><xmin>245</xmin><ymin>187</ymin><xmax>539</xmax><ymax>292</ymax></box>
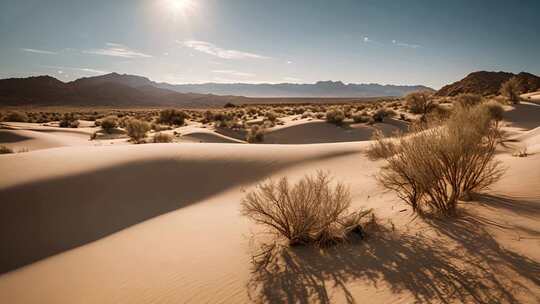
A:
<box><xmin>436</xmin><ymin>71</ymin><xmax>540</xmax><ymax>96</ymax></box>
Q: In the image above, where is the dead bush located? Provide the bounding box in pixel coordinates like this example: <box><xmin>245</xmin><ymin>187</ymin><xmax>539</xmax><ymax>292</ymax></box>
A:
<box><xmin>100</xmin><ymin>116</ymin><xmax>118</xmax><ymax>133</ymax></box>
<box><xmin>158</xmin><ymin>109</ymin><xmax>187</xmax><ymax>126</ymax></box>
<box><xmin>326</xmin><ymin>109</ymin><xmax>345</xmax><ymax>125</ymax></box>
<box><xmin>59</xmin><ymin>113</ymin><xmax>79</xmax><ymax>128</ymax></box>
<box><xmin>405</xmin><ymin>91</ymin><xmax>436</xmax><ymax>119</ymax></box>
<box><xmin>372</xmin><ymin>108</ymin><xmax>394</xmax><ymax>122</ymax></box>
<box><xmin>125</xmin><ymin>118</ymin><xmax>151</xmax><ymax>143</ymax></box>
<box><xmin>3</xmin><ymin>111</ymin><xmax>28</xmax><ymax>122</ymax></box>
<box><xmin>481</xmin><ymin>100</ymin><xmax>505</xmax><ymax>122</ymax></box>
<box><xmin>241</xmin><ymin>171</ymin><xmax>371</xmax><ymax>246</ymax></box>
<box><xmin>153</xmin><ymin>132</ymin><xmax>174</xmax><ymax>143</ymax></box>
<box><xmin>500</xmin><ymin>77</ymin><xmax>522</xmax><ymax>104</ymax></box>
<box><xmin>0</xmin><ymin>146</ymin><xmax>14</xmax><ymax>154</ymax></box>
<box><xmin>373</xmin><ymin>104</ymin><xmax>504</xmax><ymax>215</ymax></box>
<box><xmin>246</xmin><ymin>125</ymin><xmax>265</xmax><ymax>143</ymax></box>
<box><xmin>455</xmin><ymin>93</ymin><xmax>483</xmax><ymax>107</ymax></box>
<box><xmin>352</xmin><ymin>112</ymin><xmax>371</xmax><ymax>123</ymax></box>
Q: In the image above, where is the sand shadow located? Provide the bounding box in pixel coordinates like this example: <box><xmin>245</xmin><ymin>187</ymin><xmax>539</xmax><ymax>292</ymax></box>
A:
<box><xmin>0</xmin><ymin>130</ymin><xmax>32</xmax><ymax>143</ymax></box>
<box><xmin>504</xmin><ymin>102</ymin><xmax>540</xmax><ymax>130</ymax></box>
<box><xmin>248</xmin><ymin>214</ymin><xmax>539</xmax><ymax>303</ymax></box>
<box><xmin>475</xmin><ymin>193</ymin><xmax>540</xmax><ymax>218</ymax></box>
<box><xmin>0</xmin><ymin>149</ymin><xmax>357</xmax><ymax>273</ymax></box>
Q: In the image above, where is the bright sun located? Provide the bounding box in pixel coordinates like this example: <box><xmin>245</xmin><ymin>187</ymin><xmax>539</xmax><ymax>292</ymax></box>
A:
<box><xmin>166</xmin><ymin>0</ymin><xmax>194</xmax><ymax>13</ymax></box>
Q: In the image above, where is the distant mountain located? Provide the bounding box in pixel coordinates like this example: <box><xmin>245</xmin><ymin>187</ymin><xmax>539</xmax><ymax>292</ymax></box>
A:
<box><xmin>436</xmin><ymin>71</ymin><xmax>540</xmax><ymax>97</ymax></box>
<box><xmin>157</xmin><ymin>80</ymin><xmax>434</xmax><ymax>98</ymax></box>
<box><xmin>0</xmin><ymin>72</ymin><xmax>433</xmax><ymax>107</ymax></box>
<box><xmin>0</xmin><ymin>73</ymin><xmax>244</xmax><ymax>107</ymax></box>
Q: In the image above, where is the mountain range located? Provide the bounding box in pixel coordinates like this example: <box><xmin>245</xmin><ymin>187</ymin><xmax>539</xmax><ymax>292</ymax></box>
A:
<box><xmin>0</xmin><ymin>73</ymin><xmax>432</xmax><ymax>107</ymax></box>
<box><xmin>2</xmin><ymin>71</ymin><xmax>538</xmax><ymax>107</ymax></box>
<box><xmin>157</xmin><ymin>81</ymin><xmax>434</xmax><ymax>98</ymax></box>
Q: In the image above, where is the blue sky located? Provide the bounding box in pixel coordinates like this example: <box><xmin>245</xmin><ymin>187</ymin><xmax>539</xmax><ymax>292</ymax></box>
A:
<box><xmin>0</xmin><ymin>0</ymin><xmax>538</xmax><ymax>88</ymax></box>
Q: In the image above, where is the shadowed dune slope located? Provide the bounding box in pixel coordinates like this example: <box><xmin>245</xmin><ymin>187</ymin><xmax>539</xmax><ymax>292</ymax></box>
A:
<box><xmin>263</xmin><ymin>120</ymin><xmax>406</xmax><ymax>144</ymax></box>
<box><xmin>0</xmin><ymin>143</ymin><xmax>361</xmax><ymax>273</ymax></box>
<box><xmin>504</xmin><ymin>102</ymin><xmax>540</xmax><ymax>130</ymax></box>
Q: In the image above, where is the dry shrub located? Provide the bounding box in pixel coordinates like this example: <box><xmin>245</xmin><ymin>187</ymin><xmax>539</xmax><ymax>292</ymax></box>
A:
<box><xmin>481</xmin><ymin>100</ymin><xmax>504</xmax><ymax>122</ymax></box>
<box><xmin>352</xmin><ymin>112</ymin><xmax>371</xmax><ymax>123</ymax></box>
<box><xmin>158</xmin><ymin>109</ymin><xmax>187</xmax><ymax>126</ymax></box>
<box><xmin>326</xmin><ymin>109</ymin><xmax>345</xmax><ymax>125</ymax></box>
<box><xmin>3</xmin><ymin>111</ymin><xmax>28</xmax><ymax>122</ymax></box>
<box><xmin>125</xmin><ymin>118</ymin><xmax>151</xmax><ymax>143</ymax></box>
<box><xmin>100</xmin><ymin>116</ymin><xmax>118</xmax><ymax>133</ymax></box>
<box><xmin>59</xmin><ymin>113</ymin><xmax>79</xmax><ymax>128</ymax></box>
<box><xmin>246</xmin><ymin>124</ymin><xmax>265</xmax><ymax>143</ymax></box>
<box><xmin>372</xmin><ymin>108</ymin><xmax>394</xmax><ymax>122</ymax></box>
<box><xmin>405</xmin><ymin>91</ymin><xmax>436</xmax><ymax>118</ymax></box>
<box><xmin>153</xmin><ymin>132</ymin><xmax>174</xmax><ymax>143</ymax></box>
<box><xmin>241</xmin><ymin>171</ymin><xmax>371</xmax><ymax>247</ymax></box>
<box><xmin>373</xmin><ymin>104</ymin><xmax>504</xmax><ymax>215</ymax></box>
<box><xmin>0</xmin><ymin>146</ymin><xmax>14</xmax><ymax>154</ymax></box>
<box><xmin>500</xmin><ymin>77</ymin><xmax>522</xmax><ymax>104</ymax></box>
<box><xmin>455</xmin><ymin>93</ymin><xmax>482</xmax><ymax>107</ymax></box>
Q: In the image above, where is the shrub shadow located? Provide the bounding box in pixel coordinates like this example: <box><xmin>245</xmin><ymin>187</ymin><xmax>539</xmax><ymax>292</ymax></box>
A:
<box><xmin>248</xmin><ymin>214</ymin><xmax>539</xmax><ymax>303</ymax></box>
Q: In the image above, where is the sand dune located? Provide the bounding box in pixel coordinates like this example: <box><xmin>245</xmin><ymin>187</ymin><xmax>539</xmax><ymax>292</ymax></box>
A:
<box><xmin>0</xmin><ymin>109</ymin><xmax>539</xmax><ymax>303</ymax></box>
<box><xmin>0</xmin><ymin>138</ymin><xmax>539</xmax><ymax>303</ymax></box>
<box><xmin>181</xmin><ymin>130</ymin><xmax>245</xmax><ymax>143</ymax></box>
<box><xmin>263</xmin><ymin>119</ymin><xmax>406</xmax><ymax>144</ymax></box>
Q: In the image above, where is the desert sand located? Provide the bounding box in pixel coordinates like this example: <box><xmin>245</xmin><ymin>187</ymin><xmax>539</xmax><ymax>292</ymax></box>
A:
<box><xmin>0</xmin><ymin>104</ymin><xmax>539</xmax><ymax>303</ymax></box>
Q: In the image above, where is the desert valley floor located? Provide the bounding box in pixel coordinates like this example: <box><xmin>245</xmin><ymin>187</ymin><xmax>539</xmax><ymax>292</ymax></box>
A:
<box><xmin>0</xmin><ymin>102</ymin><xmax>539</xmax><ymax>303</ymax></box>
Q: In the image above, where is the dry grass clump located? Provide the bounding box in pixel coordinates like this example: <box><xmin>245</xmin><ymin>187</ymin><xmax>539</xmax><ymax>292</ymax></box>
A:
<box><xmin>158</xmin><ymin>109</ymin><xmax>187</xmax><ymax>126</ymax></box>
<box><xmin>372</xmin><ymin>108</ymin><xmax>394</xmax><ymax>122</ymax></box>
<box><xmin>241</xmin><ymin>171</ymin><xmax>371</xmax><ymax>247</ymax></box>
<box><xmin>99</xmin><ymin>116</ymin><xmax>118</xmax><ymax>133</ymax></box>
<box><xmin>325</xmin><ymin>109</ymin><xmax>345</xmax><ymax>125</ymax></box>
<box><xmin>455</xmin><ymin>93</ymin><xmax>483</xmax><ymax>108</ymax></box>
<box><xmin>405</xmin><ymin>91</ymin><xmax>436</xmax><ymax>118</ymax></box>
<box><xmin>3</xmin><ymin>111</ymin><xmax>28</xmax><ymax>122</ymax></box>
<box><xmin>125</xmin><ymin>118</ymin><xmax>151</xmax><ymax>143</ymax></box>
<box><xmin>500</xmin><ymin>76</ymin><xmax>521</xmax><ymax>104</ymax></box>
<box><xmin>372</xmin><ymin>104</ymin><xmax>504</xmax><ymax>215</ymax></box>
<box><xmin>480</xmin><ymin>100</ymin><xmax>504</xmax><ymax>122</ymax></box>
<box><xmin>0</xmin><ymin>145</ymin><xmax>14</xmax><ymax>154</ymax></box>
<box><xmin>246</xmin><ymin>124</ymin><xmax>265</xmax><ymax>143</ymax></box>
<box><xmin>59</xmin><ymin>113</ymin><xmax>79</xmax><ymax>128</ymax></box>
<box><xmin>153</xmin><ymin>132</ymin><xmax>174</xmax><ymax>143</ymax></box>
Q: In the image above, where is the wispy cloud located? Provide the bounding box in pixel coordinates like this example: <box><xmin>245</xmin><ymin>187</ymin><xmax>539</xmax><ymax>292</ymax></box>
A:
<box><xmin>42</xmin><ymin>65</ymin><xmax>108</xmax><ymax>74</ymax></box>
<box><xmin>83</xmin><ymin>43</ymin><xmax>152</xmax><ymax>58</ymax></box>
<box><xmin>181</xmin><ymin>40</ymin><xmax>270</xmax><ymax>59</ymax></box>
<box><xmin>212</xmin><ymin>69</ymin><xmax>255</xmax><ymax>77</ymax></box>
<box><xmin>21</xmin><ymin>48</ymin><xmax>57</xmax><ymax>55</ymax></box>
<box><xmin>392</xmin><ymin>40</ymin><xmax>421</xmax><ymax>49</ymax></box>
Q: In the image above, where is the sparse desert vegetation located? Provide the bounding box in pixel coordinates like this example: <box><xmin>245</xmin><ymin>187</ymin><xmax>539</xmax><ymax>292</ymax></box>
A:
<box><xmin>0</xmin><ymin>145</ymin><xmax>14</xmax><ymax>154</ymax></box>
<box><xmin>241</xmin><ymin>171</ymin><xmax>371</xmax><ymax>247</ymax></box>
<box><xmin>125</xmin><ymin>118</ymin><xmax>151</xmax><ymax>143</ymax></box>
<box><xmin>371</xmin><ymin>103</ymin><xmax>505</xmax><ymax>215</ymax></box>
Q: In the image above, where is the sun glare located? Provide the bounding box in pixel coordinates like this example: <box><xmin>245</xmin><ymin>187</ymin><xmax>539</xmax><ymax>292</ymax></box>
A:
<box><xmin>166</xmin><ymin>0</ymin><xmax>194</xmax><ymax>13</ymax></box>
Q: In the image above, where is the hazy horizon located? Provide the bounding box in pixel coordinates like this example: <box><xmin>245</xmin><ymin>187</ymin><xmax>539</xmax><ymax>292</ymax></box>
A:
<box><xmin>1</xmin><ymin>0</ymin><xmax>539</xmax><ymax>89</ymax></box>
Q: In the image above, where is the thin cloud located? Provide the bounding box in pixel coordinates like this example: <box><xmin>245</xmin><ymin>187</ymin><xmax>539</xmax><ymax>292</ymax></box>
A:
<box><xmin>181</xmin><ymin>40</ymin><xmax>270</xmax><ymax>59</ymax></box>
<box><xmin>84</xmin><ymin>43</ymin><xmax>152</xmax><ymax>58</ymax></box>
<box><xmin>212</xmin><ymin>69</ymin><xmax>255</xmax><ymax>77</ymax></box>
<box><xmin>21</xmin><ymin>48</ymin><xmax>57</xmax><ymax>55</ymax></box>
<box><xmin>42</xmin><ymin>65</ymin><xmax>108</xmax><ymax>74</ymax></box>
<box><xmin>392</xmin><ymin>40</ymin><xmax>421</xmax><ymax>49</ymax></box>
